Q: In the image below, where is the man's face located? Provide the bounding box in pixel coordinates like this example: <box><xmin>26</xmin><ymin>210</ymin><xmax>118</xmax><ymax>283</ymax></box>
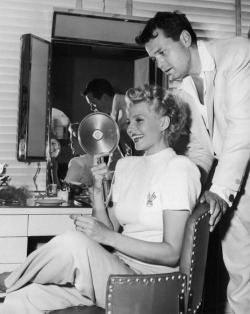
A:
<box><xmin>145</xmin><ymin>28</ymin><xmax>192</xmax><ymax>81</ymax></box>
<box><xmin>85</xmin><ymin>92</ymin><xmax>111</xmax><ymax>114</ymax></box>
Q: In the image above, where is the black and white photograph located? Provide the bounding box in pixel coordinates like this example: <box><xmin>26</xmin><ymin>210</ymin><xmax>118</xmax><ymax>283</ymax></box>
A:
<box><xmin>0</xmin><ymin>1</ymin><xmax>249</xmax><ymax>313</ymax></box>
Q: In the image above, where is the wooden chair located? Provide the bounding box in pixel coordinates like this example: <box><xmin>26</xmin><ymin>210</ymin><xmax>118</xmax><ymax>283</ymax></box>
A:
<box><xmin>52</xmin><ymin>202</ymin><xmax>210</xmax><ymax>314</ymax></box>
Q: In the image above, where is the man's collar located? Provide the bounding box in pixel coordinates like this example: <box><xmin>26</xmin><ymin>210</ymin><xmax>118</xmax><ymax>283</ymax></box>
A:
<box><xmin>197</xmin><ymin>40</ymin><xmax>215</xmax><ymax>73</ymax></box>
<box><xmin>178</xmin><ymin>40</ymin><xmax>215</xmax><ymax>90</ymax></box>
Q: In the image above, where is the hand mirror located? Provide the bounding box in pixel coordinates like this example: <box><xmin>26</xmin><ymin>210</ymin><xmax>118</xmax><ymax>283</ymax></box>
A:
<box><xmin>78</xmin><ymin>112</ymin><xmax>120</xmax><ymax>205</ymax></box>
<box><xmin>78</xmin><ymin>112</ymin><xmax>120</xmax><ymax>156</ymax></box>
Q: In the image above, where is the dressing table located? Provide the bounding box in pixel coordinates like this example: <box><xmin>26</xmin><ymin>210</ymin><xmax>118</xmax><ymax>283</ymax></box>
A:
<box><xmin>0</xmin><ymin>205</ymin><xmax>92</xmax><ymax>273</ymax></box>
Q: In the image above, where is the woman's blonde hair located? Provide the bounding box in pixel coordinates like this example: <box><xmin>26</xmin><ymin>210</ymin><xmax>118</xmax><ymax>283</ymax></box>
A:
<box><xmin>126</xmin><ymin>85</ymin><xmax>186</xmax><ymax>147</ymax></box>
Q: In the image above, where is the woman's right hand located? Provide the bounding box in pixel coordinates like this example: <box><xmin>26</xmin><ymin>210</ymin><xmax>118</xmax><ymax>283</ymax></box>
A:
<box><xmin>91</xmin><ymin>154</ymin><xmax>109</xmax><ymax>192</ymax></box>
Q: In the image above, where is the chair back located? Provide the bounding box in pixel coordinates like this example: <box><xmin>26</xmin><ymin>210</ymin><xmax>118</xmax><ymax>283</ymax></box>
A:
<box><xmin>180</xmin><ymin>202</ymin><xmax>210</xmax><ymax>313</ymax></box>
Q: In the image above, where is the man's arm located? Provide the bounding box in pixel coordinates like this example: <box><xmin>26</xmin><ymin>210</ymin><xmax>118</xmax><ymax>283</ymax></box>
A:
<box><xmin>204</xmin><ymin>40</ymin><xmax>250</xmax><ymax>230</ymax></box>
<box><xmin>212</xmin><ymin>45</ymin><xmax>250</xmax><ymax>191</ymax></box>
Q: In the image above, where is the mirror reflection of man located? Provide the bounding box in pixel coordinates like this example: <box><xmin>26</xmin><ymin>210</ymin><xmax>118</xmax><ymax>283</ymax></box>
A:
<box><xmin>81</xmin><ymin>78</ymin><xmax>140</xmax><ymax>170</ymax></box>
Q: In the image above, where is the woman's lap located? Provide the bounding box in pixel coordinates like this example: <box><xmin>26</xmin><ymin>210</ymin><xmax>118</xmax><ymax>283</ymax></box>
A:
<box><xmin>3</xmin><ymin>230</ymin><xmax>136</xmax><ymax>312</ymax></box>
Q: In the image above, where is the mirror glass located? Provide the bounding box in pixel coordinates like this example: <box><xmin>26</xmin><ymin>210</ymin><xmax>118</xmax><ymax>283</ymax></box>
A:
<box><xmin>51</xmin><ymin>41</ymin><xmax>148</xmax><ymax>123</ymax></box>
<box><xmin>17</xmin><ymin>34</ymin><xmax>50</xmax><ymax>162</ymax></box>
<box><xmin>50</xmin><ymin>40</ymin><xmax>148</xmax><ymax>181</ymax></box>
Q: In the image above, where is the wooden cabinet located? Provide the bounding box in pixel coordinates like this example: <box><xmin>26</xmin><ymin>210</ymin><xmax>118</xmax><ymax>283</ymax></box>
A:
<box><xmin>0</xmin><ymin>207</ymin><xmax>91</xmax><ymax>273</ymax></box>
<box><xmin>0</xmin><ymin>237</ymin><xmax>27</xmax><ymax>264</ymax></box>
<box><xmin>0</xmin><ymin>215</ymin><xmax>28</xmax><ymax>237</ymax></box>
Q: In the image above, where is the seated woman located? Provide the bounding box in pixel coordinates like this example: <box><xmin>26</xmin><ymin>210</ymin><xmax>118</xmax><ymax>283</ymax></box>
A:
<box><xmin>64</xmin><ymin>122</ymin><xmax>93</xmax><ymax>187</ymax></box>
<box><xmin>1</xmin><ymin>85</ymin><xmax>201</xmax><ymax>313</ymax></box>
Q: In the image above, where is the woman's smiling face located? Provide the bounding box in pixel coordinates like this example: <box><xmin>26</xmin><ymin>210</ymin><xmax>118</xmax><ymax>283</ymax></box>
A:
<box><xmin>127</xmin><ymin>101</ymin><xmax>168</xmax><ymax>155</ymax></box>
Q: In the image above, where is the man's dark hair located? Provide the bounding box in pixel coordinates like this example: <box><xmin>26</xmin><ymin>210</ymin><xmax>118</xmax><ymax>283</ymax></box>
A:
<box><xmin>81</xmin><ymin>78</ymin><xmax>115</xmax><ymax>99</ymax></box>
<box><xmin>135</xmin><ymin>11</ymin><xmax>197</xmax><ymax>45</ymax></box>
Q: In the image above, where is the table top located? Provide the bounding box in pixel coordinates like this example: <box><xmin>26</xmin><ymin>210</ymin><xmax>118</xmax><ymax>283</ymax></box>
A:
<box><xmin>0</xmin><ymin>206</ymin><xmax>92</xmax><ymax>215</ymax></box>
<box><xmin>0</xmin><ymin>194</ymin><xmax>93</xmax><ymax>215</ymax></box>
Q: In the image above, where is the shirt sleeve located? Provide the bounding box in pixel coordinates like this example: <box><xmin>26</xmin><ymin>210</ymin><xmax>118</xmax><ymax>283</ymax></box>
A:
<box><xmin>160</xmin><ymin>157</ymin><xmax>202</xmax><ymax>212</ymax></box>
<box><xmin>211</xmin><ymin>43</ymin><xmax>250</xmax><ymax>191</ymax></box>
<box><xmin>209</xmin><ymin>184</ymin><xmax>236</xmax><ymax>206</ymax></box>
<box><xmin>64</xmin><ymin>158</ymin><xmax>81</xmax><ymax>183</ymax></box>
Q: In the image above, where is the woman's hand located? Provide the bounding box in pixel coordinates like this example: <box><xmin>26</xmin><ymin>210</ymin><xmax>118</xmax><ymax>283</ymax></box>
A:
<box><xmin>89</xmin><ymin>154</ymin><xmax>115</xmax><ymax>229</ymax></box>
<box><xmin>70</xmin><ymin>214</ymin><xmax>112</xmax><ymax>244</ymax></box>
<box><xmin>91</xmin><ymin>154</ymin><xmax>110</xmax><ymax>192</ymax></box>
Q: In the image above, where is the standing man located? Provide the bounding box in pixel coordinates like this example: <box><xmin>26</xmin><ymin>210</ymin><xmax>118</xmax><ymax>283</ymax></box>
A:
<box><xmin>81</xmin><ymin>78</ymin><xmax>137</xmax><ymax>170</ymax></box>
<box><xmin>135</xmin><ymin>11</ymin><xmax>250</xmax><ymax>314</ymax></box>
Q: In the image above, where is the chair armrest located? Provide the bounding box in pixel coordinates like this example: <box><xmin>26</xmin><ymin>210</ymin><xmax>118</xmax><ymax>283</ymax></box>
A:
<box><xmin>105</xmin><ymin>272</ymin><xmax>187</xmax><ymax>314</ymax></box>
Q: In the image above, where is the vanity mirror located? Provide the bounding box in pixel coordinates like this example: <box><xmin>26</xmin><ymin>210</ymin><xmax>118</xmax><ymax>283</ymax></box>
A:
<box><xmin>17</xmin><ymin>9</ymin><xmax>163</xmax><ymax>180</ymax></box>
<box><xmin>17</xmin><ymin>34</ymin><xmax>50</xmax><ymax>162</ymax></box>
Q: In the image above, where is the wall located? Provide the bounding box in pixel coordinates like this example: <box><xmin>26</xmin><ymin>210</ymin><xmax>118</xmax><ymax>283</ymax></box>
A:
<box><xmin>0</xmin><ymin>0</ymin><xmax>76</xmax><ymax>191</ymax></box>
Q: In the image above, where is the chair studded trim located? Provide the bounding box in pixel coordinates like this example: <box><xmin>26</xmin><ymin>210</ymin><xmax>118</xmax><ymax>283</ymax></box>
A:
<box><xmin>106</xmin><ymin>273</ymin><xmax>187</xmax><ymax>314</ymax></box>
<box><xmin>180</xmin><ymin>203</ymin><xmax>210</xmax><ymax>314</ymax></box>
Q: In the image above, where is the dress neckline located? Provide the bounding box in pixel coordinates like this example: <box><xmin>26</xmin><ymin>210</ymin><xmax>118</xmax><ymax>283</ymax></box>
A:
<box><xmin>143</xmin><ymin>147</ymin><xmax>175</xmax><ymax>163</ymax></box>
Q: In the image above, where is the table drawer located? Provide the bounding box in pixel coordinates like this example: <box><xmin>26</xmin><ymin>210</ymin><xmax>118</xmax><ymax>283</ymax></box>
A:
<box><xmin>0</xmin><ymin>237</ymin><xmax>27</xmax><ymax>263</ymax></box>
<box><xmin>0</xmin><ymin>215</ymin><xmax>28</xmax><ymax>236</ymax></box>
<box><xmin>0</xmin><ymin>263</ymin><xmax>21</xmax><ymax>272</ymax></box>
<box><xmin>28</xmin><ymin>215</ymin><xmax>76</xmax><ymax>236</ymax></box>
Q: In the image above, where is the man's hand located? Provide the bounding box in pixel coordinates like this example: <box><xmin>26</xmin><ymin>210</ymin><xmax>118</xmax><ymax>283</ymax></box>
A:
<box><xmin>200</xmin><ymin>191</ymin><xmax>228</xmax><ymax>232</ymax></box>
